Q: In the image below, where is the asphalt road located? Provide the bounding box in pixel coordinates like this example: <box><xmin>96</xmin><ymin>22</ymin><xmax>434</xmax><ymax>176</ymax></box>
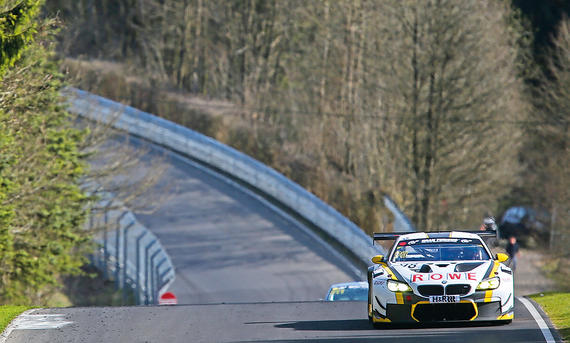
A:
<box><xmin>101</xmin><ymin>135</ymin><xmax>361</xmax><ymax>304</ymax></box>
<box><xmin>5</xmin><ymin>298</ymin><xmax>556</xmax><ymax>343</ymax></box>
<box><xmin>2</xmin><ymin>134</ymin><xmax>559</xmax><ymax>343</ymax></box>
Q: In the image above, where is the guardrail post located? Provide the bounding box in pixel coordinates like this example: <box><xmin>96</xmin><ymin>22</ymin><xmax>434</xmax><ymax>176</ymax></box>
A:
<box><xmin>101</xmin><ymin>199</ymin><xmax>115</xmax><ymax>279</ymax></box>
<box><xmin>144</xmin><ymin>240</ymin><xmax>158</xmax><ymax>305</ymax></box>
<box><xmin>122</xmin><ymin>220</ymin><xmax>135</xmax><ymax>305</ymax></box>
<box><xmin>115</xmin><ymin>211</ymin><xmax>129</xmax><ymax>290</ymax></box>
<box><xmin>136</xmin><ymin>231</ymin><xmax>148</xmax><ymax>305</ymax></box>
<box><xmin>158</xmin><ymin>278</ymin><xmax>172</xmax><ymax>295</ymax></box>
<box><xmin>158</xmin><ymin>267</ymin><xmax>173</xmax><ymax>293</ymax></box>
<box><xmin>88</xmin><ymin>214</ymin><xmax>97</xmax><ymax>268</ymax></box>
<box><xmin>103</xmin><ymin>209</ymin><xmax>109</xmax><ymax>279</ymax></box>
<box><xmin>149</xmin><ymin>250</ymin><xmax>161</xmax><ymax>305</ymax></box>
<box><xmin>154</xmin><ymin>258</ymin><xmax>167</xmax><ymax>301</ymax></box>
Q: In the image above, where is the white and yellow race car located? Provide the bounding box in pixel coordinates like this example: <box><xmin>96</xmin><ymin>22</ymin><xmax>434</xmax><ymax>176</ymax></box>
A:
<box><xmin>368</xmin><ymin>231</ymin><xmax>514</xmax><ymax>327</ymax></box>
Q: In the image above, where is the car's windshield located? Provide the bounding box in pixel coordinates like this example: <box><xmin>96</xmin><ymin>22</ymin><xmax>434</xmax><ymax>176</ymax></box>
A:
<box><xmin>391</xmin><ymin>238</ymin><xmax>490</xmax><ymax>262</ymax></box>
<box><xmin>327</xmin><ymin>287</ymin><xmax>368</xmax><ymax>301</ymax></box>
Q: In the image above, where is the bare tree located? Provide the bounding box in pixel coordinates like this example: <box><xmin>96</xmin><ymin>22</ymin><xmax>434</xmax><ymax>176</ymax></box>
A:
<box><xmin>369</xmin><ymin>0</ymin><xmax>526</xmax><ymax>230</ymax></box>
<box><xmin>76</xmin><ymin>113</ymin><xmax>172</xmax><ymax>216</ymax></box>
<box><xmin>46</xmin><ymin>0</ymin><xmax>531</xmax><ymax>235</ymax></box>
<box><xmin>530</xmin><ymin>17</ymin><xmax>570</xmax><ymax>252</ymax></box>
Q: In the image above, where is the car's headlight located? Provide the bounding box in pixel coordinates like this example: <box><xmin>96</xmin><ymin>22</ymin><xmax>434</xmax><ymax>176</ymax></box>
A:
<box><xmin>476</xmin><ymin>277</ymin><xmax>500</xmax><ymax>290</ymax></box>
<box><xmin>387</xmin><ymin>280</ymin><xmax>412</xmax><ymax>292</ymax></box>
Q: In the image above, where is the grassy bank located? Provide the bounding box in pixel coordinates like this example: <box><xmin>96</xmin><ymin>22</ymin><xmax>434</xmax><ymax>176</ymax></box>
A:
<box><xmin>529</xmin><ymin>292</ymin><xmax>570</xmax><ymax>342</ymax></box>
<box><xmin>0</xmin><ymin>306</ymin><xmax>31</xmax><ymax>333</ymax></box>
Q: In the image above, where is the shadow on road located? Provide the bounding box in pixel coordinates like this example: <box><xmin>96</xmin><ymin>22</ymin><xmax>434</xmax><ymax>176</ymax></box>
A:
<box><xmin>273</xmin><ymin>319</ymin><xmax>507</xmax><ymax>331</ymax></box>
<box><xmin>234</xmin><ymin>322</ymin><xmax>539</xmax><ymax>343</ymax></box>
<box><xmin>274</xmin><ymin>319</ymin><xmax>370</xmax><ymax>331</ymax></box>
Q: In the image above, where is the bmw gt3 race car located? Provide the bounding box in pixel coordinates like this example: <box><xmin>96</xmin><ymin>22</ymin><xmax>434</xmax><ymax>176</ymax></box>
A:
<box><xmin>368</xmin><ymin>231</ymin><xmax>514</xmax><ymax>327</ymax></box>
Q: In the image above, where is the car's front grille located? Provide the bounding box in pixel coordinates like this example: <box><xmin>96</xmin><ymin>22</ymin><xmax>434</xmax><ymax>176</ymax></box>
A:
<box><xmin>417</xmin><ymin>285</ymin><xmax>444</xmax><ymax>296</ymax></box>
<box><xmin>445</xmin><ymin>284</ymin><xmax>471</xmax><ymax>295</ymax></box>
<box><xmin>412</xmin><ymin>303</ymin><xmax>477</xmax><ymax>322</ymax></box>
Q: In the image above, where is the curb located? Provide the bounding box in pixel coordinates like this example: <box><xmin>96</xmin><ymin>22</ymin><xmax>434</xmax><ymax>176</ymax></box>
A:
<box><xmin>520</xmin><ymin>296</ymin><xmax>563</xmax><ymax>343</ymax></box>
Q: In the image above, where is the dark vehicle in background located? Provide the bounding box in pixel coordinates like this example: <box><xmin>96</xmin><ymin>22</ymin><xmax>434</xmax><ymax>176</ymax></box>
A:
<box><xmin>325</xmin><ymin>282</ymin><xmax>368</xmax><ymax>301</ymax></box>
<box><xmin>499</xmin><ymin>206</ymin><xmax>549</xmax><ymax>244</ymax></box>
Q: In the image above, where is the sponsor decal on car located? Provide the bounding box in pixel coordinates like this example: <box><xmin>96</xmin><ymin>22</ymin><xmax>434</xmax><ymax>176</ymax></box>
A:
<box><xmin>411</xmin><ymin>272</ymin><xmax>477</xmax><ymax>282</ymax></box>
<box><xmin>420</xmin><ymin>238</ymin><xmax>459</xmax><ymax>243</ymax></box>
<box><xmin>429</xmin><ymin>295</ymin><xmax>460</xmax><ymax>303</ymax></box>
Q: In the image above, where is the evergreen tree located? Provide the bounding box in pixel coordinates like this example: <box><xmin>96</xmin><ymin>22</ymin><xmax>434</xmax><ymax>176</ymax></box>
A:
<box><xmin>0</xmin><ymin>0</ymin><xmax>90</xmax><ymax>304</ymax></box>
<box><xmin>0</xmin><ymin>0</ymin><xmax>42</xmax><ymax>76</ymax></box>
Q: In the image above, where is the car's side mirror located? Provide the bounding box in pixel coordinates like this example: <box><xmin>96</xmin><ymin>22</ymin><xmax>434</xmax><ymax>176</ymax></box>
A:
<box><xmin>496</xmin><ymin>253</ymin><xmax>509</xmax><ymax>263</ymax></box>
<box><xmin>371</xmin><ymin>255</ymin><xmax>385</xmax><ymax>264</ymax></box>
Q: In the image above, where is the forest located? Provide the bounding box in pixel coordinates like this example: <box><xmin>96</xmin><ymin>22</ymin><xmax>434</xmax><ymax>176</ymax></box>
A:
<box><xmin>0</xmin><ymin>0</ymin><xmax>567</xmax><ymax>304</ymax></box>
<box><xmin>42</xmin><ymin>0</ymin><xmax>568</xmax><ymax>248</ymax></box>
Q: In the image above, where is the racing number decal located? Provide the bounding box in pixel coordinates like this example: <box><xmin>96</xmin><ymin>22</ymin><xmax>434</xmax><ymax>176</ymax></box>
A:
<box><xmin>401</xmin><ymin>263</ymin><xmax>417</xmax><ymax>269</ymax></box>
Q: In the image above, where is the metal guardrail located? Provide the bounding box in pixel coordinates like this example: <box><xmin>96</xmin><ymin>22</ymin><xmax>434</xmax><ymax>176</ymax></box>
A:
<box><xmin>383</xmin><ymin>195</ymin><xmax>416</xmax><ymax>232</ymax></box>
<box><xmin>65</xmin><ymin>87</ymin><xmax>385</xmax><ymax>266</ymax></box>
<box><xmin>88</xmin><ymin>192</ymin><xmax>175</xmax><ymax>305</ymax></box>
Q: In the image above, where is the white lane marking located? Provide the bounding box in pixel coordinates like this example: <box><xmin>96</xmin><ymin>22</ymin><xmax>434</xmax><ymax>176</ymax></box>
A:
<box><xmin>169</xmin><ymin>150</ymin><xmax>364</xmax><ymax>280</ymax></box>
<box><xmin>518</xmin><ymin>296</ymin><xmax>556</xmax><ymax>343</ymax></box>
<box><xmin>11</xmin><ymin>314</ymin><xmax>74</xmax><ymax>330</ymax></box>
<box><xmin>0</xmin><ymin>309</ymin><xmax>36</xmax><ymax>343</ymax></box>
<box><xmin>1</xmin><ymin>310</ymin><xmax>74</xmax><ymax>342</ymax></box>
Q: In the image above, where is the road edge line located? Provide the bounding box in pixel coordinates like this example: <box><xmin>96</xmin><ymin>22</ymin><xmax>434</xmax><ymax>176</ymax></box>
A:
<box><xmin>518</xmin><ymin>296</ymin><xmax>558</xmax><ymax>343</ymax></box>
<box><xmin>0</xmin><ymin>309</ymin><xmax>38</xmax><ymax>343</ymax></box>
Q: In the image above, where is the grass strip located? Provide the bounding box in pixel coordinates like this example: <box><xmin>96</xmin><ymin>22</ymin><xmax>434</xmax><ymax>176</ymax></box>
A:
<box><xmin>529</xmin><ymin>292</ymin><xmax>570</xmax><ymax>342</ymax></box>
<box><xmin>0</xmin><ymin>306</ymin><xmax>31</xmax><ymax>334</ymax></box>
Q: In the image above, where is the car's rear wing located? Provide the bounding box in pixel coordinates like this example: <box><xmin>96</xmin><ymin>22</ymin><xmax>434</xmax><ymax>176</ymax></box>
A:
<box><xmin>372</xmin><ymin>229</ymin><xmax>497</xmax><ymax>244</ymax></box>
<box><xmin>463</xmin><ymin>230</ymin><xmax>498</xmax><ymax>237</ymax></box>
<box><xmin>373</xmin><ymin>232</ymin><xmax>415</xmax><ymax>241</ymax></box>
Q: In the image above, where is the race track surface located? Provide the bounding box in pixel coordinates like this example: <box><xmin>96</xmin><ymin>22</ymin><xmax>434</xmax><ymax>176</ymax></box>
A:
<box><xmin>6</xmin><ymin>298</ymin><xmax>553</xmax><ymax>343</ymax></box>
<box><xmin>105</xmin><ymin>135</ymin><xmax>360</xmax><ymax>304</ymax></box>
<box><xmin>4</xmin><ymin>134</ymin><xmax>558</xmax><ymax>343</ymax></box>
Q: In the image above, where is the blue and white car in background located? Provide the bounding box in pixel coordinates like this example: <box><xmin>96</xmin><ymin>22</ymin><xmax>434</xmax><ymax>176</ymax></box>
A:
<box><xmin>368</xmin><ymin>231</ymin><xmax>514</xmax><ymax>326</ymax></box>
<box><xmin>325</xmin><ymin>282</ymin><xmax>368</xmax><ymax>302</ymax></box>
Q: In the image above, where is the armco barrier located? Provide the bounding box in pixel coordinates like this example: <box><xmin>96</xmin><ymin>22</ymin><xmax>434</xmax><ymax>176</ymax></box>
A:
<box><xmin>383</xmin><ymin>195</ymin><xmax>416</xmax><ymax>232</ymax></box>
<box><xmin>88</xmin><ymin>190</ymin><xmax>175</xmax><ymax>305</ymax></box>
<box><xmin>65</xmin><ymin>88</ymin><xmax>385</xmax><ymax>266</ymax></box>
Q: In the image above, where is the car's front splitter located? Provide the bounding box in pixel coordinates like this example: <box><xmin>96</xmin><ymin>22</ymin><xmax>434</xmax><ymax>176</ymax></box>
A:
<box><xmin>373</xmin><ymin>300</ymin><xmax>513</xmax><ymax>323</ymax></box>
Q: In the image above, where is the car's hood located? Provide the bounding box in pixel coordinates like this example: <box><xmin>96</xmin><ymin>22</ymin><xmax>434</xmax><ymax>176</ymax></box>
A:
<box><xmin>390</xmin><ymin>260</ymin><xmax>493</xmax><ymax>286</ymax></box>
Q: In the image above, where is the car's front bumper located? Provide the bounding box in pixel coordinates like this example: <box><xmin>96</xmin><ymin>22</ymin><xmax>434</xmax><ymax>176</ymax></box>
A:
<box><xmin>372</xmin><ymin>299</ymin><xmax>513</xmax><ymax>323</ymax></box>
